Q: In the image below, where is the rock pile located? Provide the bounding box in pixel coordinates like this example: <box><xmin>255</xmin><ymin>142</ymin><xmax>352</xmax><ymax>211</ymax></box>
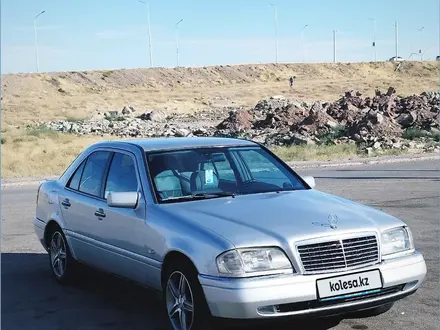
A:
<box><xmin>33</xmin><ymin>88</ymin><xmax>439</xmax><ymax>153</ymax></box>
<box><xmin>39</xmin><ymin>107</ymin><xmax>228</xmax><ymax>139</ymax></box>
<box><xmin>215</xmin><ymin>88</ymin><xmax>439</xmax><ymax>152</ymax></box>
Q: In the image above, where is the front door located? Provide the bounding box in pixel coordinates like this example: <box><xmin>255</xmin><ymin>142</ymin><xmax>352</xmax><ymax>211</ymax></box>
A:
<box><xmin>97</xmin><ymin>150</ymin><xmax>160</xmax><ymax>287</ymax></box>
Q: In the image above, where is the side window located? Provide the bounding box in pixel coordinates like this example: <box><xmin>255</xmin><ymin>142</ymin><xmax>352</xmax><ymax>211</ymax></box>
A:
<box><xmin>104</xmin><ymin>153</ymin><xmax>139</xmax><ymax>198</ymax></box>
<box><xmin>238</xmin><ymin>149</ymin><xmax>290</xmax><ymax>188</ymax></box>
<box><xmin>67</xmin><ymin>160</ymin><xmax>86</xmax><ymax>190</ymax></box>
<box><xmin>78</xmin><ymin>151</ymin><xmax>112</xmax><ymax>197</ymax></box>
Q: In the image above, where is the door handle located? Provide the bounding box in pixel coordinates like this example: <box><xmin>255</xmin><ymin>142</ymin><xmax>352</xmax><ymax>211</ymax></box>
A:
<box><xmin>61</xmin><ymin>198</ymin><xmax>71</xmax><ymax>208</ymax></box>
<box><xmin>94</xmin><ymin>208</ymin><xmax>106</xmax><ymax>219</ymax></box>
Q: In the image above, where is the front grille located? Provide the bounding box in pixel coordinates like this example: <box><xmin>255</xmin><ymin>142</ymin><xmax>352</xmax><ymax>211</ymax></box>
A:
<box><xmin>297</xmin><ymin>235</ymin><xmax>379</xmax><ymax>274</ymax></box>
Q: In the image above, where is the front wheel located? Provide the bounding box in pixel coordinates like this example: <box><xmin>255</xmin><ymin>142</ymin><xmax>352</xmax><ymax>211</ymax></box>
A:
<box><xmin>163</xmin><ymin>261</ymin><xmax>212</xmax><ymax>330</ymax></box>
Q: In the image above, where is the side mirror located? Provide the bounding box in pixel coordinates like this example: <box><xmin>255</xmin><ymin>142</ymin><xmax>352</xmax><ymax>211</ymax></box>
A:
<box><xmin>107</xmin><ymin>191</ymin><xmax>139</xmax><ymax>208</ymax></box>
<box><xmin>302</xmin><ymin>176</ymin><xmax>316</xmax><ymax>189</ymax></box>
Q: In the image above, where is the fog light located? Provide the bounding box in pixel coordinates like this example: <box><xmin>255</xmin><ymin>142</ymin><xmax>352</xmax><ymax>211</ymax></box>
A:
<box><xmin>257</xmin><ymin>305</ymin><xmax>280</xmax><ymax>314</ymax></box>
<box><xmin>404</xmin><ymin>281</ymin><xmax>418</xmax><ymax>290</ymax></box>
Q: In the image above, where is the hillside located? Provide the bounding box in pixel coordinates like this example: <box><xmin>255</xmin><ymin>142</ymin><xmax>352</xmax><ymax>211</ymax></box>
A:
<box><xmin>1</xmin><ymin>61</ymin><xmax>438</xmax><ymax>128</ymax></box>
<box><xmin>1</xmin><ymin>61</ymin><xmax>439</xmax><ymax>178</ymax></box>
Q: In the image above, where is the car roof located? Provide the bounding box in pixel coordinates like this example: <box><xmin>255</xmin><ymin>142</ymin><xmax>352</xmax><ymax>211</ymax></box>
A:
<box><xmin>91</xmin><ymin>136</ymin><xmax>258</xmax><ymax>152</ymax></box>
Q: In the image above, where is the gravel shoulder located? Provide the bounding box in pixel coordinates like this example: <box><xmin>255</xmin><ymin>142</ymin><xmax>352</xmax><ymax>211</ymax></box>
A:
<box><xmin>2</xmin><ymin>152</ymin><xmax>438</xmax><ymax>188</ymax></box>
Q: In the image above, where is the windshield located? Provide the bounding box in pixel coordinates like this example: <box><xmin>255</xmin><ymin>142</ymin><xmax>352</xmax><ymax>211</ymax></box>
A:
<box><xmin>146</xmin><ymin>146</ymin><xmax>307</xmax><ymax>203</ymax></box>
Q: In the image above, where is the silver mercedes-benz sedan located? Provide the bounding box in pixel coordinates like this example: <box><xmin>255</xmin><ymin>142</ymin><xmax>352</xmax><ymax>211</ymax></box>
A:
<box><xmin>34</xmin><ymin>137</ymin><xmax>427</xmax><ymax>330</ymax></box>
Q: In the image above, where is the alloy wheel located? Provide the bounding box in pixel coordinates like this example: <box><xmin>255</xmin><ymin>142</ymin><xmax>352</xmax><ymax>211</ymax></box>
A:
<box><xmin>165</xmin><ymin>271</ymin><xmax>195</xmax><ymax>330</ymax></box>
<box><xmin>50</xmin><ymin>231</ymin><xmax>67</xmax><ymax>278</ymax></box>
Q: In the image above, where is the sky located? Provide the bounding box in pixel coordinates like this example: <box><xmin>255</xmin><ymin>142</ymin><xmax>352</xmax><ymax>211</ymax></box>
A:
<box><xmin>1</xmin><ymin>0</ymin><xmax>439</xmax><ymax>74</ymax></box>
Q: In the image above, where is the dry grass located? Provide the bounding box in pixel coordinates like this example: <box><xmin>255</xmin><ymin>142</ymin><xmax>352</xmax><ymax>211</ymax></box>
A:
<box><xmin>273</xmin><ymin>144</ymin><xmax>411</xmax><ymax>163</ymax></box>
<box><xmin>273</xmin><ymin>144</ymin><xmax>359</xmax><ymax>161</ymax></box>
<box><xmin>1</xmin><ymin>131</ymin><xmax>111</xmax><ymax>178</ymax></box>
<box><xmin>1</xmin><ymin>131</ymin><xmax>411</xmax><ymax>178</ymax></box>
<box><xmin>2</xmin><ymin>133</ymin><xmax>359</xmax><ymax>178</ymax></box>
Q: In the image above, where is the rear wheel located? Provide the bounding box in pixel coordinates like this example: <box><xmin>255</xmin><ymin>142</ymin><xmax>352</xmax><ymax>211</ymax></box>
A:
<box><xmin>163</xmin><ymin>259</ymin><xmax>212</xmax><ymax>330</ymax></box>
<box><xmin>48</xmin><ymin>227</ymin><xmax>76</xmax><ymax>284</ymax></box>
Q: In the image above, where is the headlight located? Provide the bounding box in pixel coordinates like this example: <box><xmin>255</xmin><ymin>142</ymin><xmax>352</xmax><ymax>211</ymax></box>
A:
<box><xmin>381</xmin><ymin>227</ymin><xmax>414</xmax><ymax>257</ymax></box>
<box><xmin>216</xmin><ymin>247</ymin><xmax>292</xmax><ymax>276</ymax></box>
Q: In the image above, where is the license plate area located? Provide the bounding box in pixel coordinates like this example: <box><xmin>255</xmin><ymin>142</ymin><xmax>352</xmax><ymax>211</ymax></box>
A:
<box><xmin>316</xmin><ymin>269</ymin><xmax>383</xmax><ymax>301</ymax></box>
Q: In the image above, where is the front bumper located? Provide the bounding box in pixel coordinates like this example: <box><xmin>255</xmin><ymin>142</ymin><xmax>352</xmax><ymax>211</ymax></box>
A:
<box><xmin>199</xmin><ymin>251</ymin><xmax>427</xmax><ymax>319</ymax></box>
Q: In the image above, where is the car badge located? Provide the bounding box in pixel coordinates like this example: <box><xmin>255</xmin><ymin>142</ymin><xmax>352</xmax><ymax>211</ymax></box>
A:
<box><xmin>312</xmin><ymin>214</ymin><xmax>338</xmax><ymax>229</ymax></box>
<box><xmin>327</xmin><ymin>214</ymin><xmax>338</xmax><ymax>229</ymax></box>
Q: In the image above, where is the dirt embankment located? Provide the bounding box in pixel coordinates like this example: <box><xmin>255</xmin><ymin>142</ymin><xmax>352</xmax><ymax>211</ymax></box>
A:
<box><xmin>1</xmin><ymin>61</ymin><xmax>438</xmax><ymax>128</ymax></box>
<box><xmin>1</xmin><ymin>61</ymin><xmax>439</xmax><ymax>178</ymax></box>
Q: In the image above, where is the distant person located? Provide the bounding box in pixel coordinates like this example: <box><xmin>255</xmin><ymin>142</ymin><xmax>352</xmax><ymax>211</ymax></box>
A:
<box><xmin>289</xmin><ymin>76</ymin><xmax>296</xmax><ymax>88</ymax></box>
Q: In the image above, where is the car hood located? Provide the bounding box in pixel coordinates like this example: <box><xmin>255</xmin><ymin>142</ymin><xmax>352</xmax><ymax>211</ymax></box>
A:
<box><xmin>161</xmin><ymin>189</ymin><xmax>405</xmax><ymax>248</ymax></box>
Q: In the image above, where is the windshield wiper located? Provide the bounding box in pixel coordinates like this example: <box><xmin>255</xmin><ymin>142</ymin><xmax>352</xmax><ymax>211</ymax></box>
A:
<box><xmin>161</xmin><ymin>192</ymin><xmax>236</xmax><ymax>203</ymax></box>
<box><xmin>193</xmin><ymin>192</ymin><xmax>236</xmax><ymax>198</ymax></box>
<box><xmin>238</xmin><ymin>188</ymin><xmax>301</xmax><ymax>195</ymax></box>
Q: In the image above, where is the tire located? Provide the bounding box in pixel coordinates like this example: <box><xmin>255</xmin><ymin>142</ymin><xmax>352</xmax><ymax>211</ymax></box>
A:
<box><xmin>47</xmin><ymin>226</ymin><xmax>77</xmax><ymax>284</ymax></box>
<box><xmin>162</xmin><ymin>259</ymin><xmax>212</xmax><ymax>330</ymax></box>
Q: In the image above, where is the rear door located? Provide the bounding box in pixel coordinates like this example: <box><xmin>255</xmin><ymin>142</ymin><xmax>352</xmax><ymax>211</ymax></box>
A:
<box><xmin>58</xmin><ymin>150</ymin><xmax>113</xmax><ymax>268</ymax></box>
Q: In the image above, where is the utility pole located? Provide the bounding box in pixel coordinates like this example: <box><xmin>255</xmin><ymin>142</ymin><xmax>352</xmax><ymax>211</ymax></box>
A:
<box><xmin>301</xmin><ymin>24</ymin><xmax>308</xmax><ymax>63</ymax></box>
<box><xmin>394</xmin><ymin>21</ymin><xmax>398</xmax><ymax>58</ymax></box>
<box><xmin>34</xmin><ymin>10</ymin><xmax>46</xmax><ymax>73</ymax></box>
<box><xmin>333</xmin><ymin>29</ymin><xmax>336</xmax><ymax>63</ymax></box>
<box><xmin>175</xmin><ymin>18</ymin><xmax>183</xmax><ymax>67</ymax></box>
<box><xmin>270</xmin><ymin>4</ymin><xmax>278</xmax><ymax>63</ymax></box>
<box><xmin>417</xmin><ymin>26</ymin><xmax>424</xmax><ymax>60</ymax></box>
<box><xmin>368</xmin><ymin>17</ymin><xmax>377</xmax><ymax>61</ymax></box>
<box><xmin>146</xmin><ymin>2</ymin><xmax>153</xmax><ymax>67</ymax></box>
<box><xmin>138</xmin><ymin>1</ymin><xmax>153</xmax><ymax>67</ymax></box>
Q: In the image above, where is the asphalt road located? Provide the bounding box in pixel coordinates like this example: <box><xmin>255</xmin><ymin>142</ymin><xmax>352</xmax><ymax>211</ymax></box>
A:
<box><xmin>1</xmin><ymin>159</ymin><xmax>439</xmax><ymax>330</ymax></box>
